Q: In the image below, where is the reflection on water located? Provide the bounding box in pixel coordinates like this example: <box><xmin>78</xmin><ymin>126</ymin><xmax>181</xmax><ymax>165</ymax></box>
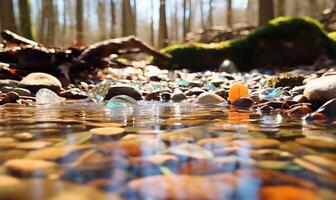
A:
<box><xmin>0</xmin><ymin>101</ymin><xmax>335</xmax><ymax>200</ymax></box>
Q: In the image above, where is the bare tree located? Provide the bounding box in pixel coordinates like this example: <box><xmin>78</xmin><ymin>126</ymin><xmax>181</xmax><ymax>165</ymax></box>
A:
<box><xmin>46</xmin><ymin>0</ymin><xmax>56</xmax><ymax>45</ymax></box>
<box><xmin>18</xmin><ymin>0</ymin><xmax>35</xmax><ymax>40</ymax></box>
<box><xmin>258</xmin><ymin>0</ymin><xmax>275</xmax><ymax>25</ymax></box>
<box><xmin>227</xmin><ymin>0</ymin><xmax>233</xmax><ymax>28</ymax></box>
<box><xmin>183</xmin><ymin>0</ymin><xmax>187</xmax><ymax>39</ymax></box>
<box><xmin>122</xmin><ymin>0</ymin><xmax>135</xmax><ymax>36</ymax></box>
<box><xmin>208</xmin><ymin>0</ymin><xmax>214</xmax><ymax>28</ymax></box>
<box><xmin>276</xmin><ymin>0</ymin><xmax>285</xmax><ymax>16</ymax></box>
<box><xmin>0</xmin><ymin>0</ymin><xmax>17</xmax><ymax>33</ymax></box>
<box><xmin>110</xmin><ymin>0</ymin><xmax>116</xmax><ymax>38</ymax></box>
<box><xmin>158</xmin><ymin>0</ymin><xmax>168</xmax><ymax>48</ymax></box>
<box><xmin>76</xmin><ymin>0</ymin><xmax>84</xmax><ymax>43</ymax></box>
<box><xmin>150</xmin><ymin>0</ymin><xmax>155</xmax><ymax>46</ymax></box>
<box><xmin>200</xmin><ymin>0</ymin><xmax>205</xmax><ymax>29</ymax></box>
<box><xmin>97</xmin><ymin>0</ymin><xmax>107</xmax><ymax>40</ymax></box>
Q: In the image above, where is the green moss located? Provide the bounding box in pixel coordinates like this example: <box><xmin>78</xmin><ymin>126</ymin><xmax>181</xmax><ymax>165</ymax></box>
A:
<box><xmin>265</xmin><ymin>73</ymin><xmax>306</xmax><ymax>88</ymax></box>
<box><xmin>159</xmin><ymin>17</ymin><xmax>336</xmax><ymax>71</ymax></box>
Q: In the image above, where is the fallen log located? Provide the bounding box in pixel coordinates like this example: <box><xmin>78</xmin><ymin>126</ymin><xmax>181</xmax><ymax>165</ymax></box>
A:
<box><xmin>0</xmin><ymin>30</ymin><xmax>172</xmax><ymax>84</ymax></box>
<box><xmin>1</xmin><ymin>30</ymin><xmax>39</xmax><ymax>46</ymax></box>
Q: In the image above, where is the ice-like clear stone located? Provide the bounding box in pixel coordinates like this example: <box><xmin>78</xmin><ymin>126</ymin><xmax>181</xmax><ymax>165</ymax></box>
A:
<box><xmin>36</xmin><ymin>88</ymin><xmax>60</xmax><ymax>104</ymax></box>
<box><xmin>106</xmin><ymin>95</ymin><xmax>137</xmax><ymax>109</ymax></box>
<box><xmin>175</xmin><ymin>79</ymin><xmax>189</xmax><ymax>87</ymax></box>
<box><xmin>88</xmin><ymin>80</ymin><xmax>114</xmax><ymax>101</ymax></box>
<box><xmin>218</xmin><ymin>59</ymin><xmax>237</xmax><ymax>73</ymax></box>
<box><xmin>260</xmin><ymin>87</ymin><xmax>282</xmax><ymax>100</ymax></box>
<box><xmin>204</xmin><ymin>82</ymin><xmax>216</xmax><ymax>92</ymax></box>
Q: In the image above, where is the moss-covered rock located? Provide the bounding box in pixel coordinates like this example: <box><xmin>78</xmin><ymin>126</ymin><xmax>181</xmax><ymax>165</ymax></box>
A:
<box><xmin>159</xmin><ymin>17</ymin><xmax>336</xmax><ymax>72</ymax></box>
<box><xmin>265</xmin><ymin>73</ymin><xmax>306</xmax><ymax>88</ymax></box>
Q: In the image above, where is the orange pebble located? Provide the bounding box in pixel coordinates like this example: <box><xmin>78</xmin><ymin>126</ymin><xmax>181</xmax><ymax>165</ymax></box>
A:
<box><xmin>228</xmin><ymin>82</ymin><xmax>249</xmax><ymax>102</ymax></box>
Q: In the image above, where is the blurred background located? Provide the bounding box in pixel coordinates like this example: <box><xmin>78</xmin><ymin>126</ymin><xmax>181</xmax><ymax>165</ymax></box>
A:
<box><xmin>0</xmin><ymin>0</ymin><xmax>335</xmax><ymax>48</ymax></box>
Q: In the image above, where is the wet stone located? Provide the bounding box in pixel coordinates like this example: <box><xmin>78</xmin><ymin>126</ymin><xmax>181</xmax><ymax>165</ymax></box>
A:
<box><xmin>304</xmin><ymin>75</ymin><xmax>336</xmax><ymax>105</ymax></box>
<box><xmin>296</xmin><ymin>138</ymin><xmax>336</xmax><ymax>150</ymax></box>
<box><xmin>195</xmin><ymin>92</ymin><xmax>226</xmax><ymax>104</ymax></box>
<box><xmin>104</xmin><ymin>85</ymin><xmax>143</xmax><ymax>100</ymax></box>
<box><xmin>4</xmin><ymin>159</ymin><xmax>58</xmax><ymax>176</ymax></box>
<box><xmin>231</xmin><ymin>97</ymin><xmax>254</xmax><ymax>109</ymax></box>
<box><xmin>19</xmin><ymin>72</ymin><xmax>62</xmax><ymax>94</ymax></box>
<box><xmin>260</xmin><ymin>185</ymin><xmax>320</xmax><ymax>200</ymax></box>
<box><xmin>128</xmin><ymin>175</ymin><xmax>234</xmax><ymax>200</ymax></box>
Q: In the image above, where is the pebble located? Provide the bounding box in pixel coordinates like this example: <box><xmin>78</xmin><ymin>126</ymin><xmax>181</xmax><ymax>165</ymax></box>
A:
<box><xmin>171</xmin><ymin>89</ymin><xmax>187</xmax><ymax>102</ymax></box>
<box><xmin>303</xmin><ymin>75</ymin><xmax>336</xmax><ymax>105</ymax></box>
<box><xmin>296</xmin><ymin>138</ymin><xmax>336</xmax><ymax>150</ymax></box>
<box><xmin>128</xmin><ymin>175</ymin><xmax>234</xmax><ymax>200</ymax></box>
<box><xmin>4</xmin><ymin>159</ymin><xmax>58</xmax><ymax>176</ymax></box>
<box><xmin>231</xmin><ymin>97</ymin><xmax>254</xmax><ymax>109</ymax></box>
<box><xmin>89</xmin><ymin>127</ymin><xmax>126</xmax><ymax>137</ymax></box>
<box><xmin>260</xmin><ymin>186</ymin><xmax>320</xmax><ymax>200</ymax></box>
<box><xmin>315</xmin><ymin>98</ymin><xmax>336</xmax><ymax>118</ymax></box>
<box><xmin>19</xmin><ymin>72</ymin><xmax>62</xmax><ymax>93</ymax></box>
<box><xmin>228</xmin><ymin>82</ymin><xmax>249</xmax><ymax>102</ymax></box>
<box><xmin>195</xmin><ymin>92</ymin><xmax>226</xmax><ymax>104</ymax></box>
<box><xmin>287</xmin><ymin>106</ymin><xmax>312</xmax><ymax>118</ymax></box>
<box><xmin>232</xmin><ymin>138</ymin><xmax>280</xmax><ymax>149</ymax></box>
<box><xmin>104</xmin><ymin>85</ymin><xmax>143</xmax><ymax>100</ymax></box>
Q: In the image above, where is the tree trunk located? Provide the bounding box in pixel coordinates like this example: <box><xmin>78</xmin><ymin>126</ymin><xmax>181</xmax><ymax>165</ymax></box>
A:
<box><xmin>173</xmin><ymin>0</ymin><xmax>179</xmax><ymax>42</ymax></box>
<box><xmin>133</xmin><ymin>0</ymin><xmax>137</xmax><ymax>35</ymax></box>
<box><xmin>208</xmin><ymin>0</ymin><xmax>214</xmax><ymax>28</ymax></box>
<box><xmin>276</xmin><ymin>0</ymin><xmax>285</xmax><ymax>16</ymax></box>
<box><xmin>200</xmin><ymin>0</ymin><xmax>205</xmax><ymax>29</ymax></box>
<box><xmin>187</xmin><ymin>0</ymin><xmax>192</xmax><ymax>33</ymax></box>
<box><xmin>309</xmin><ymin>0</ymin><xmax>320</xmax><ymax>17</ymax></box>
<box><xmin>258</xmin><ymin>0</ymin><xmax>274</xmax><ymax>26</ymax></box>
<box><xmin>97</xmin><ymin>0</ymin><xmax>107</xmax><ymax>40</ymax></box>
<box><xmin>0</xmin><ymin>0</ymin><xmax>17</xmax><ymax>33</ymax></box>
<box><xmin>18</xmin><ymin>0</ymin><xmax>35</xmax><ymax>40</ymax></box>
<box><xmin>158</xmin><ymin>0</ymin><xmax>168</xmax><ymax>48</ymax></box>
<box><xmin>110</xmin><ymin>0</ymin><xmax>116</xmax><ymax>38</ymax></box>
<box><xmin>62</xmin><ymin>0</ymin><xmax>67</xmax><ymax>41</ymax></box>
<box><xmin>45</xmin><ymin>0</ymin><xmax>56</xmax><ymax>45</ymax></box>
<box><xmin>183</xmin><ymin>0</ymin><xmax>187</xmax><ymax>40</ymax></box>
<box><xmin>122</xmin><ymin>0</ymin><xmax>135</xmax><ymax>36</ymax></box>
<box><xmin>76</xmin><ymin>0</ymin><xmax>84</xmax><ymax>43</ymax></box>
<box><xmin>150</xmin><ymin>0</ymin><xmax>155</xmax><ymax>46</ymax></box>
<box><xmin>227</xmin><ymin>0</ymin><xmax>233</xmax><ymax>28</ymax></box>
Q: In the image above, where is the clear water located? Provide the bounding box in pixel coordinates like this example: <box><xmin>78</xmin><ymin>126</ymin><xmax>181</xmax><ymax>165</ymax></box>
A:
<box><xmin>0</xmin><ymin>101</ymin><xmax>335</xmax><ymax>199</ymax></box>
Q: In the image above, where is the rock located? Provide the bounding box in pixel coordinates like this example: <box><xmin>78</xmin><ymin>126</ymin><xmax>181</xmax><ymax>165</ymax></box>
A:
<box><xmin>5</xmin><ymin>91</ymin><xmax>20</xmax><ymax>102</ymax></box>
<box><xmin>104</xmin><ymin>85</ymin><xmax>142</xmax><ymax>100</ymax></box>
<box><xmin>128</xmin><ymin>175</ymin><xmax>234</xmax><ymax>200</ymax></box>
<box><xmin>145</xmin><ymin>91</ymin><xmax>160</xmax><ymax>101</ymax></box>
<box><xmin>19</xmin><ymin>73</ymin><xmax>62</xmax><ymax>93</ymax></box>
<box><xmin>260</xmin><ymin>186</ymin><xmax>320</xmax><ymax>200</ymax></box>
<box><xmin>166</xmin><ymin>143</ymin><xmax>214</xmax><ymax>159</ymax></box>
<box><xmin>106</xmin><ymin>95</ymin><xmax>137</xmax><ymax>108</ymax></box>
<box><xmin>287</xmin><ymin>106</ymin><xmax>311</xmax><ymax>118</ymax></box>
<box><xmin>160</xmin><ymin>92</ymin><xmax>171</xmax><ymax>101</ymax></box>
<box><xmin>231</xmin><ymin>97</ymin><xmax>254</xmax><ymax>109</ymax></box>
<box><xmin>97</xmin><ymin>139</ymin><xmax>165</xmax><ymax>157</ymax></box>
<box><xmin>171</xmin><ymin>89</ymin><xmax>187</xmax><ymax>102</ymax></box>
<box><xmin>4</xmin><ymin>159</ymin><xmax>58</xmax><ymax>176</ymax></box>
<box><xmin>195</xmin><ymin>92</ymin><xmax>226</xmax><ymax>104</ymax></box>
<box><xmin>90</xmin><ymin>127</ymin><xmax>126</xmax><ymax>138</ymax></box>
<box><xmin>315</xmin><ymin>98</ymin><xmax>336</xmax><ymax>118</ymax></box>
<box><xmin>0</xmin><ymin>79</ymin><xmax>19</xmax><ymax>88</ymax></box>
<box><xmin>36</xmin><ymin>88</ymin><xmax>61</xmax><ymax>104</ymax></box>
<box><xmin>60</xmin><ymin>89</ymin><xmax>88</xmax><ymax>99</ymax></box>
<box><xmin>232</xmin><ymin>138</ymin><xmax>280</xmax><ymax>149</ymax></box>
<box><xmin>185</xmin><ymin>87</ymin><xmax>205</xmax><ymax>96</ymax></box>
<box><xmin>0</xmin><ymin>175</ymin><xmax>26</xmax><ymax>200</ymax></box>
<box><xmin>214</xmin><ymin>89</ymin><xmax>227</xmax><ymax>99</ymax></box>
<box><xmin>303</xmin><ymin>75</ymin><xmax>336</xmax><ymax>105</ymax></box>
